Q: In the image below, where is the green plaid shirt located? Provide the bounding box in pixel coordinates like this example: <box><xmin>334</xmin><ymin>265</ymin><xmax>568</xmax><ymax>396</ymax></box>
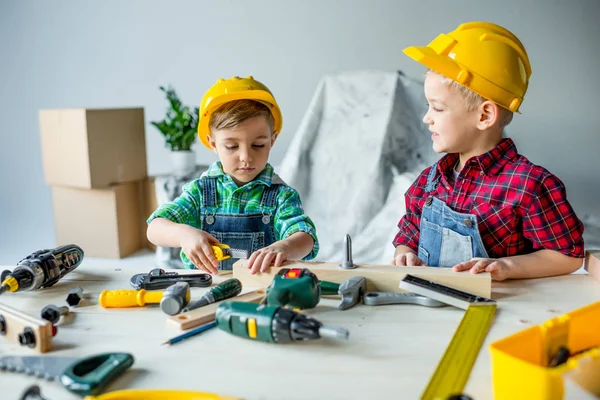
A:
<box><xmin>147</xmin><ymin>162</ymin><xmax>319</xmax><ymax>264</ymax></box>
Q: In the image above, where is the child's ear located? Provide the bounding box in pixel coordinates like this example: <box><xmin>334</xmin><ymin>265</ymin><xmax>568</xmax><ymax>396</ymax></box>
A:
<box><xmin>270</xmin><ymin>132</ymin><xmax>277</xmax><ymax>146</ymax></box>
<box><xmin>477</xmin><ymin>101</ymin><xmax>500</xmax><ymax>130</ymax></box>
<box><xmin>207</xmin><ymin>134</ymin><xmax>218</xmax><ymax>152</ymax></box>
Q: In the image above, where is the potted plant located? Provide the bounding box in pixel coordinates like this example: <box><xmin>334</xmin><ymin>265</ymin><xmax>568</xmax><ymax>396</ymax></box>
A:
<box><xmin>151</xmin><ymin>85</ymin><xmax>199</xmax><ymax>176</ymax></box>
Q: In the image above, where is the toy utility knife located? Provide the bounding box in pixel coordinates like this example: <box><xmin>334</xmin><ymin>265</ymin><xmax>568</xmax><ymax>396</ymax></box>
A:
<box><xmin>212</xmin><ymin>244</ymin><xmax>248</xmax><ymax>261</ymax></box>
<box><xmin>1</xmin><ymin>352</ymin><xmax>133</xmax><ymax>397</ymax></box>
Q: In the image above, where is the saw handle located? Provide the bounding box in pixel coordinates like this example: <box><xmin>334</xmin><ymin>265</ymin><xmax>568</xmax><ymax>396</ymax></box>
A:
<box><xmin>61</xmin><ymin>353</ymin><xmax>134</xmax><ymax>396</ymax></box>
<box><xmin>211</xmin><ymin>244</ymin><xmax>231</xmax><ymax>261</ymax></box>
<box><xmin>99</xmin><ymin>289</ymin><xmax>162</xmax><ymax>308</ymax></box>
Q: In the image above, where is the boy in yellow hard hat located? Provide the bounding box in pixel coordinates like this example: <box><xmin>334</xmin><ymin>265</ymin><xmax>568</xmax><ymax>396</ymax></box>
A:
<box><xmin>147</xmin><ymin>76</ymin><xmax>318</xmax><ymax>274</ymax></box>
<box><xmin>392</xmin><ymin>22</ymin><xmax>584</xmax><ymax>280</ymax></box>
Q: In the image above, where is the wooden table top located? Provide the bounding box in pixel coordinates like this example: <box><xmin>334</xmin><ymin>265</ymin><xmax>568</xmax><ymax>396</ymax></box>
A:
<box><xmin>1</xmin><ymin>252</ymin><xmax>598</xmax><ymax>400</ymax></box>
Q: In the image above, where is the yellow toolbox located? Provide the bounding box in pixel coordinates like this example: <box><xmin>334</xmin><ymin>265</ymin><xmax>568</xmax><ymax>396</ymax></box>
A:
<box><xmin>489</xmin><ymin>301</ymin><xmax>600</xmax><ymax>399</ymax></box>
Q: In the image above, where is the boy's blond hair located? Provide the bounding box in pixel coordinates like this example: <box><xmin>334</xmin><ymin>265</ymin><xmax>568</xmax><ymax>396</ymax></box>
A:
<box><xmin>209</xmin><ymin>100</ymin><xmax>275</xmax><ymax>133</ymax></box>
<box><xmin>428</xmin><ymin>70</ymin><xmax>514</xmax><ymax>128</ymax></box>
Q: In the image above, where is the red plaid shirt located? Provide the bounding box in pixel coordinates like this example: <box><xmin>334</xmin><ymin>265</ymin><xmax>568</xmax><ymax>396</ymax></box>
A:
<box><xmin>393</xmin><ymin>138</ymin><xmax>585</xmax><ymax>259</ymax></box>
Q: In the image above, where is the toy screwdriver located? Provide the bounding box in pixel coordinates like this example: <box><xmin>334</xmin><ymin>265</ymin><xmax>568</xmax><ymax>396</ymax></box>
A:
<box><xmin>211</xmin><ymin>244</ymin><xmax>248</xmax><ymax>261</ymax></box>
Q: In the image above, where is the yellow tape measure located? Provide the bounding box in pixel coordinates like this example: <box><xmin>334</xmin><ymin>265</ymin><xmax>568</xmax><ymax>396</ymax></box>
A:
<box><xmin>422</xmin><ymin>304</ymin><xmax>497</xmax><ymax>400</ymax></box>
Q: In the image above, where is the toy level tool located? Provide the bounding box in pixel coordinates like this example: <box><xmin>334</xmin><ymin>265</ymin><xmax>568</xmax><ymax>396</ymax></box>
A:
<box><xmin>399</xmin><ymin>274</ymin><xmax>495</xmax><ymax>310</ymax></box>
<box><xmin>0</xmin><ymin>244</ymin><xmax>84</xmax><ymax>296</ymax></box>
<box><xmin>129</xmin><ymin>268</ymin><xmax>212</xmax><ymax>290</ymax></box>
<box><xmin>1</xmin><ymin>352</ymin><xmax>133</xmax><ymax>397</ymax></box>
<box><xmin>398</xmin><ymin>274</ymin><xmax>497</xmax><ymax>400</ymax></box>
<box><xmin>216</xmin><ymin>301</ymin><xmax>349</xmax><ymax>343</ymax></box>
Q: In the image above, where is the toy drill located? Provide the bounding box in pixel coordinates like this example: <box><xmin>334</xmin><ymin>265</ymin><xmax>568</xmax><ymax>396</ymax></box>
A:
<box><xmin>0</xmin><ymin>244</ymin><xmax>84</xmax><ymax>296</ymax></box>
<box><xmin>265</xmin><ymin>268</ymin><xmax>340</xmax><ymax>309</ymax></box>
<box><xmin>215</xmin><ymin>302</ymin><xmax>349</xmax><ymax>343</ymax></box>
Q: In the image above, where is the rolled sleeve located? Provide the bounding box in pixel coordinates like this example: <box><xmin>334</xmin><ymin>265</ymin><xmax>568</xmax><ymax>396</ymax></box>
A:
<box><xmin>522</xmin><ymin>174</ymin><xmax>584</xmax><ymax>258</ymax></box>
<box><xmin>146</xmin><ymin>180</ymin><xmax>202</xmax><ymax>229</ymax></box>
<box><xmin>392</xmin><ymin>180</ymin><xmax>423</xmax><ymax>252</ymax></box>
<box><xmin>274</xmin><ymin>186</ymin><xmax>319</xmax><ymax>260</ymax></box>
<box><xmin>392</xmin><ymin>211</ymin><xmax>421</xmax><ymax>252</ymax></box>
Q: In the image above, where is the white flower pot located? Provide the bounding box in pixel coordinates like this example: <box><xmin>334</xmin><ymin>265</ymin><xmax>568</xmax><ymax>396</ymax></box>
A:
<box><xmin>170</xmin><ymin>150</ymin><xmax>196</xmax><ymax>177</ymax></box>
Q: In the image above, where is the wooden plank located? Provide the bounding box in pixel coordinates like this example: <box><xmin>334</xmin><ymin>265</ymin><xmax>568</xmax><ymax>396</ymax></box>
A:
<box><xmin>0</xmin><ymin>303</ymin><xmax>54</xmax><ymax>353</ymax></box>
<box><xmin>166</xmin><ymin>289</ymin><xmax>265</xmax><ymax>331</ymax></box>
<box><xmin>232</xmin><ymin>260</ymin><xmax>491</xmax><ymax>298</ymax></box>
<box><xmin>585</xmin><ymin>250</ymin><xmax>600</xmax><ymax>283</ymax></box>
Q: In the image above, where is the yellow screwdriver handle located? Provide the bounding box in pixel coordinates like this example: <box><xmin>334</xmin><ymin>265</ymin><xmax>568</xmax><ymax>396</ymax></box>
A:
<box><xmin>211</xmin><ymin>244</ymin><xmax>231</xmax><ymax>261</ymax></box>
<box><xmin>99</xmin><ymin>289</ymin><xmax>163</xmax><ymax>308</ymax></box>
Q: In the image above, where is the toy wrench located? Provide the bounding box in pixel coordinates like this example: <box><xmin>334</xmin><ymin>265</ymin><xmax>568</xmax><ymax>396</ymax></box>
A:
<box><xmin>363</xmin><ymin>292</ymin><xmax>446</xmax><ymax>307</ymax></box>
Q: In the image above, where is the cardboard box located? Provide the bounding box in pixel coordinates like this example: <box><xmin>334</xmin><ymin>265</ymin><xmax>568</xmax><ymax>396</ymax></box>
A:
<box><xmin>585</xmin><ymin>250</ymin><xmax>600</xmax><ymax>283</ymax></box>
<box><xmin>142</xmin><ymin>177</ymin><xmax>158</xmax><ymax>251</ymax></box>
<box><xmin>51</xmin><ymin>182</ymin><xmax>145</xmax><ymax>258</ymax></box>
<box><xmin>40</xmin><ymin>108</ymin><xmax>147</xmax><ymax>189</ymax></box>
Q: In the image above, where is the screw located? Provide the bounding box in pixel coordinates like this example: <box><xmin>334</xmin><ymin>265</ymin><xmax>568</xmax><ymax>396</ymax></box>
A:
<box><xmin>18</xmin><ymin>327</ymin><xmax>36</xmax><ymax>348</ymax></box>
<box><xmin>66</xmin><ymin>287</ymin><xmax>84</xmax><ymax>307</ymax></box>
<box><xmin>41</xmin><ymin>305</ymin><xmax>69</xmax><ymax>324</ymax></box>
<box><xmin>339</xmin><ymin>234</ymin><xmax>357</xmax><ymax>269</ymax></box>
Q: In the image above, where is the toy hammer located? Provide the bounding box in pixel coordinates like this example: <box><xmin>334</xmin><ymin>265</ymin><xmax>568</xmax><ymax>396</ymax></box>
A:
<box><xmin>99</xmin><ymin>282</ymin><xmax>190</xmax><ymax>316</ymax></box>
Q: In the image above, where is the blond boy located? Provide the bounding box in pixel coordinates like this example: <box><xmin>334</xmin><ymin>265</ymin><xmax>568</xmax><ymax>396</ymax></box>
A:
<box><xmin>147</xmin><ymin>76</ymin><xmax>318</xmax><ymax>274</ymax></box>
<box><xmin>392</xmin><ymin>22</ymin><xmax>584</xmax><ymax>280</ymax></box>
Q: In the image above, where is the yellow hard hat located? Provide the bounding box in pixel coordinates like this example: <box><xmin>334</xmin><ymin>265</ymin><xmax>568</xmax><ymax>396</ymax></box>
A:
<box><xmin>198</xmin><ymin>76</ymin><xmax>282</xmax><ymax>149</ymax></box>
<box><xmin>403</xmin><ymin>22</ymin><xmax>532</xmax><ymax>113</ymax></box>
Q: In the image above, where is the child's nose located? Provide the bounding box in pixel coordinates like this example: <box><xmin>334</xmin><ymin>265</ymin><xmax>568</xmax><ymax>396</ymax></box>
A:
<box><xmin>423</xmin><ymin>110</ymin><xmax>433</xmax><ymax>125</ymax></box>
<box><xmin>239</xmin><ymin>147</ymin><xmax>252</xmax><ymax>162</ymax></box>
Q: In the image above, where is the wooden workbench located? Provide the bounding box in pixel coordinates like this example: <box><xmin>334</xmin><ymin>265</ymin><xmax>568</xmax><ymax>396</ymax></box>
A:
<box><xmin>1</xmin><ymin>251</ymin><xmax>598</xmax><ymax>400</ymax></box>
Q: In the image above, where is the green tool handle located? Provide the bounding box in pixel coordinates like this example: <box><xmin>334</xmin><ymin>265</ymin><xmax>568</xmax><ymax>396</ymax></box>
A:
<box><xmin>182</xmin><ymin>278</ymin><xmax>243</xmax><ymax>312</ymax></box>
<box><xmin>60</xmin><ymin>353</ymin><xmax>134</xmax><ymax>396</ymax></box>
<box><xmin>210</xmin><ymin>278</ymin><xmax>242</xmax><ymax>302</ymax></box>
<box><xmin>320</xmin><ymin>280</ymin><xmax>340</xmax><ymax>296</ymax></box>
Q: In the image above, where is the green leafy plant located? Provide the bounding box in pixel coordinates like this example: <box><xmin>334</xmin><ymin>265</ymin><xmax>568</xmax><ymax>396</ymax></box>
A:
<box><xmin>151</xmin><ymin>86</ymin><xmax>199</xmax><ymax>151</ymax></box>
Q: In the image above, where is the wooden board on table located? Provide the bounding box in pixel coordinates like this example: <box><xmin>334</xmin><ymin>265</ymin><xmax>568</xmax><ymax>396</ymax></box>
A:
<box><xmin>167</xmin><ymin>289</ymin><xmax>265</xmax><ymax>330</ymax></box>
<box><xmin>585</xmin><ymin>250</ymin><xmax>600</xmax><ymax>283</ymax></box>
<box><xmin>0</xmin><ymin>303</ymin><xmax>54</xmax><ymax>353</ymax></box>
<box><xmin>233</xmin><ymin>260</ymin><xmax>492</xmax><ymax>298</ymax></box>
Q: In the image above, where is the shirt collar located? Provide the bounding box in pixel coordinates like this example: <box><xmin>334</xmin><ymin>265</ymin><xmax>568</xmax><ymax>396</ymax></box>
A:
<box><xmin>206</xmin><ymin>161</ymin><xmax>276</xmax><ymax>186</ymax></box>
<box><xmin>437</xmin><ymin>138</ymin><xmax>519</xmax><ymax>177</ymax></box>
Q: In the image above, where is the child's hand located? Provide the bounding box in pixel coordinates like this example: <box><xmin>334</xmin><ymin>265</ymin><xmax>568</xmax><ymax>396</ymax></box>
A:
<box><xmin>179</xmin><ymin>227</ymin><xmax>220</xmax><ymax>275</ymax></box>
<box><xmin>247</xmin><ymin>242</ymin><xmax>289</xmax><ymax>275</ymax></box>
<box><xmin>391</xmin><ymin>252</ymin><xmax>425</xmax><ymax>266</ymax></box>
<box><xmin>452</xmin><ymin>258</ymin><xmax>510</xmax><ymax>281</ymax></box>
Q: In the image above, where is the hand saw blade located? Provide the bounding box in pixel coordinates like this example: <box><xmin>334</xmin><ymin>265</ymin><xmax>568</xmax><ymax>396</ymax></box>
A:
<box><xmin>0</xmin><ymin>355</ymin><xmax>78</xmax><ymax>381</ymax></box>
<box><xmin>224</xmin><ymin>247</ymin><xmax>249</xmax><ymax>259</ymax></box>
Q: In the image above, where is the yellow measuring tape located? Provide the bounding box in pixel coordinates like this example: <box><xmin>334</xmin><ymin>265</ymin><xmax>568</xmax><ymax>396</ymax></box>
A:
<box><xmin>422</xmin><ymin>304</ymin><xmax>497</xmax><ymax>400</ymax></box>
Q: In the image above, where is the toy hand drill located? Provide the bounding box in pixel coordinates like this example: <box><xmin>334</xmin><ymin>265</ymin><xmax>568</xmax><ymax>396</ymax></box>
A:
<box><xmin>215</xmin><ymin>302</ymin><xmax>349</xmax><ymax>343</ymax></box>
<box><xmin>0</xmin><ymin>244</ymin><xmax>84</xmax><ymax>295</ymax></box>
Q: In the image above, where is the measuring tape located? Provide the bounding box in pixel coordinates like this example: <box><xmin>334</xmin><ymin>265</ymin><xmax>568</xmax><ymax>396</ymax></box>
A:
<box><xmin>421</xmin><ymin>304</ymin><xmax>497</xmax><ymax>400</ymax></box>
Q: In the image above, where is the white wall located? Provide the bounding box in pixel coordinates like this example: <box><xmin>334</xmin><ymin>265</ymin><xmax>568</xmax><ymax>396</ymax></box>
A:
<box><xmin>1</xmin><ymin>0</ymin><xmax>598</xmax><ymax>263</ymax></box>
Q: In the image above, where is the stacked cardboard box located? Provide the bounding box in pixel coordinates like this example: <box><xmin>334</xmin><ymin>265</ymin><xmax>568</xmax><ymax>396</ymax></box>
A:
<box><xmin>39</xmin><ymin>108</ymin><xmax>157</xmax><ymax>258</ymax></box>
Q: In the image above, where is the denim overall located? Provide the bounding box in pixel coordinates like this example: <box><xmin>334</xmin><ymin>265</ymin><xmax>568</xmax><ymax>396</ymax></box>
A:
<box><xmin>417</xmin><ymin>161</ymin><xmax>489</xmax><ymax>267</ymax></box>
<box><xmin>201</xmin><ymin>177</ymin><xmax>279</xmax><ymax>271</ymax></box>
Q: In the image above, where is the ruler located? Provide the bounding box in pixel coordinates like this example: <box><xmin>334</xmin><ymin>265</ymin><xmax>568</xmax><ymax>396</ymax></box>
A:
<box><xmin>422</xmin><ymin>304</ymin><xmax>496</xmax><ymax>399</ymax></box>
<box><xmin>399</xmin><ymin>274</ymin><xmax>497</xmax><ymax>399</ymax></box>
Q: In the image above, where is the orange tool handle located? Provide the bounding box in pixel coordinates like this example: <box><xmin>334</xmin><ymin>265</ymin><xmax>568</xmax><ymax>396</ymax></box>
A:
<box><xmin>99</xmin><ymin>289</ymin><xmax>163</xmax><ymax>308</ymax></box>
